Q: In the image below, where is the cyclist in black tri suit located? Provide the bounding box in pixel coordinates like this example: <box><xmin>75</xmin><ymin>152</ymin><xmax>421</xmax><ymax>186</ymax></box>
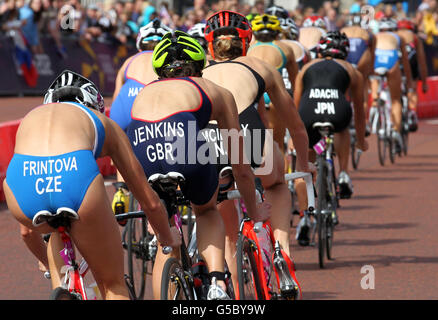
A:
<box><xmin>294</xmin><ymin>31</ymin><xmax>368</xmax><ymax>245</ymax></box>
<box><xmin>203</xmin><ymin>10</ymin><xmax>312</xmax><ymax>293</ymax></box>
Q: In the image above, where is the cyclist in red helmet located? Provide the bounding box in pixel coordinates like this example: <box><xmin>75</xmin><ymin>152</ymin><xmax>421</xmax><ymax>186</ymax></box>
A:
<box><xmin>299</xmin><ymin>15</ymin><xmax>327</xmax><ymax>60</ymax></box>
<box><xmin>203</xmin><ymin>10</ymin><xmax>312</xmax><ymax>293</ymax></box>
<box><xmin>397</xmin><ymin>18</ymin><xmax>428</xmax><ymax>131</ymax></box>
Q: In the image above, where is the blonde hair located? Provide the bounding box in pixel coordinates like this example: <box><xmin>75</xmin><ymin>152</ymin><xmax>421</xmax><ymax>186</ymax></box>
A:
<box><xmin>212</xmin><ymin>37</ymin><xmax>245</xmax><ymax>60</ymax></box>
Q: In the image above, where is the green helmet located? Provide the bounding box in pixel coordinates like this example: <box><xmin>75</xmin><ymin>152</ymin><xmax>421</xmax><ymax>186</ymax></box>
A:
<box><xmin>152</xmin><ymin>30</ymin><xmax>206</xmax><ymax>78</ymax></box>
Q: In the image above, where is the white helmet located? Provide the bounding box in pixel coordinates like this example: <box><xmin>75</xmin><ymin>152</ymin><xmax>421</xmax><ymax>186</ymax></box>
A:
<box><xmin>302</xmin><ymin>15</ymin><xmax>326</xmax><ymax>29</ymax></box>
<box><xmin>43</xmin><ymin>70</ymin><xmax>104</xmax><ymax>113</ymax></box>
<box><xmin>280</xmin><ymin>17</ymin><xmax>299</xmax><ymax>40</ymax></box>
<box><xmin>188</xmin><ymin>23</ymin><xmax>206</xmax><ymax>38</ymax></box>
<box><xmin>378</xmin><ymin>17</ymin><xmax>397</xmax><ymax>31</ymax></box>
<box><xmin>136</xmin><ymin>18</ymin><xmax>172</xmax><ymax>51</ymax></box>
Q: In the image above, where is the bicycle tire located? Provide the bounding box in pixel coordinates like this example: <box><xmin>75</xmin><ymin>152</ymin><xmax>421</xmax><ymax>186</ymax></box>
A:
<box><xmin>326</xmin><ymin>214</ymin><xmax>334</xmax><ymax>260</ymax></box>
<box><xmin>50</xmin><ymin>287</ymin><xmax>80</xmax><ymax>300</ymax></box>
<box><xmin>236</xmin><ymin>233</ymin><xmax>263</xmax><ymax>300</ymax></box>
<box><xmin>401</xmin><ymin>128</ymin><xmax>408</xmax><ymax>156</ymax></box>
<box><xmin>161</xmin><ymin>257</ymin><xmax>195</xmax><ymax>300</ymax></box>
<box><xmin>388</xmin><ymin>133</ymin><xmax>396</xmax><ymax>164</ymax></box>
<box><xmin>316</xmin><ymin>156</ymin><xmax>327</xmax><ymax>269</ymax></box>
<box><xmin>127</xmin><ymin>216</ymin><xmax>147</xmax><ymax>300</ymax></box>
<box><xmin>376</xmin><ymin>111</ymin><xmax>386</xmax><ymax>166</ymax></box>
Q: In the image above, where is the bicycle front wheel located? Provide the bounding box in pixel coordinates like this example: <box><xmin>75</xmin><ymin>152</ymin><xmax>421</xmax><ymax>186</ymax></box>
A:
<box><xmin>236</xmin><ymin>233</ymin><xmax>263</xmax><ymax>300</ymax></box>
<box><xmin>127</xmin><ymin>216</ymin><xmax>148</xmax><ymax>300</ymax></box>
<box><xmin>50</xmin><ymin>287</ymin><xmax>80</xmax><ymax>300</ymax></box>
<box><xmin>161</xmin><ymin>257</ymin><xmax>195</xmax><ymax>300</ymax></box>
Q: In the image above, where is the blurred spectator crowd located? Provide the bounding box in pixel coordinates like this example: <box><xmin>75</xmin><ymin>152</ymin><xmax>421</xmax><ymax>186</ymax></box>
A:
<box><xmin>1</xmin><ymin>0</ymin><xmax>438</xmax><ymax>55</ymax></box>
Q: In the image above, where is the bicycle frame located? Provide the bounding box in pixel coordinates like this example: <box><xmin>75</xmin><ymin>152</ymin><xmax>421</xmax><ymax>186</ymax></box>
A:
<box><xmin>234</xmin><ymin>173</ymin><xmax>314</xmax><ymax>300</ymax></box>
<box><xmin>371</xmin><ymin>75</ymin><xmax>392</xmax><ymax>137</ymax></box>
<box><xmin>57</xmin><ymin>226</ymin><xmax>95</xmax><ymax>300</ymax></box>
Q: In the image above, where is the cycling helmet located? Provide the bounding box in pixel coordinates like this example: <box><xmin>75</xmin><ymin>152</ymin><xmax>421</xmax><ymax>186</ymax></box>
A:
<box><xmin>280</xmin><ymin>17</ymin><xmax>299</xmax><ymax>40</ymax></box>
<box><xmin>152</xmin><ymin>31</ymin><xmax>206</xmax><ymax>78</ymax></box>
<box><xmin>302</xmin><ymin>15</ymin><xmax>326</xmax><ymax>29</ymax></box>
<box><xmin>205</xmin><ymin>10</ymin><xmax>253</xmax><ymax>58</ymax></box>
<box><xmin>188</xmin><ymin>23</ymin><xmax>208</xmax><ymax>51</ymax></box>
<box><xmin>318</xmin><ymin>31</ymin><xmax>350</xmax><ymax>60</ymax></box>
<box><xmin>43</xmin><ymin>70</ymin><xmax>104</xmax><ymax>113</ymax></box>
<box><xmin>378</xmin><ymin>17</ymin><xmax>397</xmax><ymax>31</ymax></box>
<box><xmin>397</xmin><ymin>19</ymin><xmax>415</xmax><ymax>31</ymax></box>
<box><xmin>251</xmin><ymin>14</ymin><xmax>282</xmax><ymax>33</ymax></box>
<box><xmin>265</xmin><ymin>5</ymin><xmax>289</xmax><ymax>19</ymax></box>
<box><xmin>136</xmin><ymin>18</ymin><xmax>172</xmax><ymax>51</ymax></box>
<box><xmin>347</xmin><ymin>13</ymin><xmax>362</xmax><ymax>26</ymax></box>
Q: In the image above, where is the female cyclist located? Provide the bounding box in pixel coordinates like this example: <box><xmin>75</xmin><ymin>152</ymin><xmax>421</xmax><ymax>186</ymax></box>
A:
<box><xmin>128</xmin><ymin>31</ymin><xmax>271</xmax><ymax>300</ymax></box>
<box><xmin>4</xmin><ymin>70</ymin><xmax>180</xmax><ymax>299</ymax></box>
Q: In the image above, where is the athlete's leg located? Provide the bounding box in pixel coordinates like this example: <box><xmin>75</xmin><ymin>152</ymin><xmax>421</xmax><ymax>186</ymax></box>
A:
<box><xmin>387</xmin><ymin>62</ymin><xmax>403</xmax><ymax>132</ymax></box>
<box><xmin>217</xmin><ymin>196</ymin><xmax>239</xmax><ymax>293</ymax></box>
<box><xmin>334</xmin><ymin>128</ymin><xmax>351</xmax><ymax>174</ymax></box>
<box><xmin>69</xmin><ymin>174</ymin><xmax>129</xmax><ymax>300</ymax></box>
<box><xmin>256</xmin><ymin>138</ymin><xmax>292</xmax><ymax>257</ymax></box>
<box><xmin>191</xmin><ymin>187</ymin><xmax>228</xmax><ymax>290</ymax></box>
<box><xmin>19</xmin><ymin>224</ymin><xmax>49</xmax><ymax>273</ymax></box>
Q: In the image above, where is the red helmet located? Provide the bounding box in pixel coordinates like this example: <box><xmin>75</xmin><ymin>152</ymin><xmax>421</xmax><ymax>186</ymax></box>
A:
<box><xmin>397</xmin><ymin>19</ymin><xmax>415</xmax><ymax>31</ymax></box>
<box><xmin>302</xmin><ymin>15</ymin><xmax>326</xmax><ymax>29</ymax></box>
<box><xmin>205</xmin><ymin>10</ymin><xmax>253</xmax><ymax>59</ymax></box>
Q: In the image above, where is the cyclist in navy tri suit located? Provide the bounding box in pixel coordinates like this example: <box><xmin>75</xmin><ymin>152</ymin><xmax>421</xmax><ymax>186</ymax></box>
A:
<box><xmin>128</xmin><ymin>31</ymin><xmax>271</xmax><ymax>300</ymax></box>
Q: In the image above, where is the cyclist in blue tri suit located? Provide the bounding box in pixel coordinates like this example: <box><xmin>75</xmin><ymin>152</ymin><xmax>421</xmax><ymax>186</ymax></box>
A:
<box><xmin>341</xmin><ymin>13</ymin><xmax>376</xmax><ymax>133</ymax></box>
<box><xmin>4</xmin><ymin>70</ymin><xmax>180</xmax><ymax>300</ymax></box>
<box><xmin>128</xmin><ymin>31</ymin><xmax>271</xmax><ymax>300</ymax></box>
<box><xmin>110</xmin><ymin>18</ymin><xmax>172</xmax><ymax>132</ymax></box>
<box><xmin>370</xmin><ymin>17</ymin><xmax>413</xmax><ymax>151</ymax></box>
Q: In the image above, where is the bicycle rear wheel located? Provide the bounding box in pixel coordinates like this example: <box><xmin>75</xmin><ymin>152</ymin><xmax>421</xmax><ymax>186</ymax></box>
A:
<box><xmin>316</xmin><ymin>156</ymin><xmax>328</xmax><ymax>269</ymax></box>
<box><xmin>376</xmin><ymin>112</ymin><xmax>386</xmax><ymax>166</ymax></box>
<box><xmin>236</xmin><ymin>233</ymin><xmax>263</xmax><ymax>300</ymax></box>
<box><xmin>127</xmin><ymin>216</ymin><xmax>148</xmax><ymax>300</ymax></box>
<box><xmin>388</xmin><ymin>134</ymin><xmax>396</xmax><ymax>164</ymax></box>
<box><xmin>161</xmin><ymin>257</ymin><xmax>195</xmax><ymax>300</ymax></box>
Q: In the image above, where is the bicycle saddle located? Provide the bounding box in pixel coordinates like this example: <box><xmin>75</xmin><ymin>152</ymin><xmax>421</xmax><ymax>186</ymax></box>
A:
<box><xmin>374</xmin><ymin>67</ymin><xmax>388</xmax><ymax>76</ymax></box>
<box><xmin>33</xmin><ymin>207</ymin><xmax>79</xmax><ymax>228</ymax></box>
<box><xmin>148</xmin><ymin>172</ymin><xmax>187</xmax><ymax>218</ymax></box>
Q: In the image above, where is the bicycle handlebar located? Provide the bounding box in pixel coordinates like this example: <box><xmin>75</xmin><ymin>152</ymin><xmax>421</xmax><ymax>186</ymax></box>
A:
<box><xmin>284</xmin><ymin>172</ymin><xmax>315</xmax><ymax>212</ymax></box>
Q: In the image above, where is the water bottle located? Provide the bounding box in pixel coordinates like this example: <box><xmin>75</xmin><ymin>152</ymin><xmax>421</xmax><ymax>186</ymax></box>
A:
<box><xmin>313</xmin><ymin>138</ymin><xmax>326</xmax><ymax>155</ymax></box>
<box><xmin>255</xmin><ymin>223</ymin><xmax>274</xmax><ymax>290</ymax></box>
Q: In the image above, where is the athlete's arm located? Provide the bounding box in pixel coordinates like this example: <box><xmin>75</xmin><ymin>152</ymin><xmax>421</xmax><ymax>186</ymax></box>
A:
<box><xmin>112</xmin><ymin>58</ymin><xmax>131</xmax><ymax>101</ymax></box>
<box><xmin>285</xmin><ymin>45</ymin><xmax>298</xmax><ymax>89</ymax></box>
<box><xmin>265</xmin><ymin>63</ymin><xmax>310</xmax><ymax>172</ymax></box>
<box><xmin>100</xmin><ymin>116</ymin><xmax>180</xmax><ymax>247</ymax></box>
<box><xmin>212</xmin><ymin>85</ymin><xmax>270</xmax><ymax>223</ymax></box>
<box><xmin>293</xmin><ymin>67</ymin><xmax>306</xmax><ymax>109</ymax></box>
<box><xmin>399</xmin><ymin>37</ymin><xmax>414</xmax><ymax>90</ymax></box>
<box><xmin>415</xmin><ymin>35</ymin><xmax>429</xmax><ymax>92</ymax></box>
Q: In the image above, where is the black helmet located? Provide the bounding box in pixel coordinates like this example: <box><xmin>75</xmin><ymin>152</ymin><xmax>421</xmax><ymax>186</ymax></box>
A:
<box><xmin>43</xmin><ymin>70</ymin><xmax>104</xmax><ymax>113</ymax></box>
<box><xmin>318</xmin><ymin>31</ymin><xmax>350</xmax><ymax>60</ymax></box>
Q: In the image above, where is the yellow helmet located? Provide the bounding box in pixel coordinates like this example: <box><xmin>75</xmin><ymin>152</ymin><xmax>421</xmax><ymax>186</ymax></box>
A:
<box><xmin>251</xmin><ymin>14</ymin><xmax>282</xmax><ymax>33</ymax></box>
